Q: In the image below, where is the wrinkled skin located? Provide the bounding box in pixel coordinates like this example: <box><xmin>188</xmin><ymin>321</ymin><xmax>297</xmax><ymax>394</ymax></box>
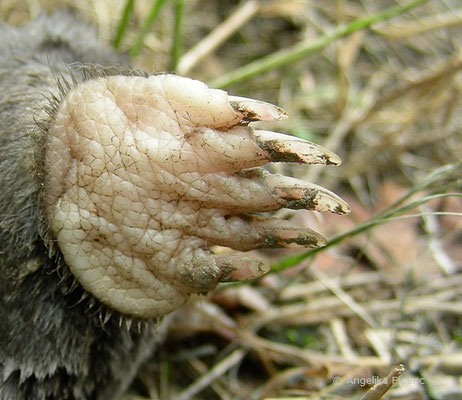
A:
<box><xmin>0</xmin><ymin>10</ymin><xmax>349</xmax><ymax>400</ymax></box>
<box><xmin>44</xmin><ymin>74</ymin><xmax>350</xmax><ymax>318</ymax></box>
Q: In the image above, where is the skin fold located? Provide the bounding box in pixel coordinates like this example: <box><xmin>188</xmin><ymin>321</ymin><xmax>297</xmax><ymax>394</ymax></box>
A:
<box><xmin>0</xmin><ymin>11</ymin><xmax>349</xmax><ymax>400</ymax></box>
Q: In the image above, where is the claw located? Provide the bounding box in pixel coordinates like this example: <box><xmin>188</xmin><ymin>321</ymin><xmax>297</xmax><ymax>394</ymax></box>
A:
<box><xmin>253</xmin><ymin>130</ymin><xmax>342</xmax><ymax>165</ymax></box>
<box><xmin>189</xmin><ymin>212</ymin><xmax>327</xmax><ymax>251</ymax></box>
<box><xmin>249</xmin><ymin>215</ymin><xmax>327</xmax><ymax>249</ymax></box>
<box><xmin>263</xmin><ymin>173</ymin><xmax>351</xmax><ymax>214</ymax></box>
<box><xmin>235</xmin><ymin>169</ymin><xmax>350</xmax><ymax>215</ymax></box>
<box><xmin>228</xmin><ymin>95</ymin><xmax>288</xmax><ymax>122</ymax></box>
<box><xmin>215</xmin><ymin>254</ymin><xmax>270</xmax><ymax>282</ymax></box>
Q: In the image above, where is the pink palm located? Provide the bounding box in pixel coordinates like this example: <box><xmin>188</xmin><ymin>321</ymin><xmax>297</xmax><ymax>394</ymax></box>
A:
<box><xmin>43</xmin><ymin>74</ymin><xmax>350</xmax><ymax>318</ymax></box>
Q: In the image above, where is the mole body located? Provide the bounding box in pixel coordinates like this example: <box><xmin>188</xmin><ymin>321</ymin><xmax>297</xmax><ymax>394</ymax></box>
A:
<box><xmin>0</xmin><ymin>12</ymin><xmax>168</xmax><ymax>400</ymax></box>
<box><xmin>0</xmin><ymin>10</ymin><xmax>349</xmax><ymax>400</ymax></box>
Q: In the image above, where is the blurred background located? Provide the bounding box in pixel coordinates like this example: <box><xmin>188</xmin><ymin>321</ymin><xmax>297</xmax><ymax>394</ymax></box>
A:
<box><xmin>1</xmin><ymin>0</ymin><xmax>461</xmax><ymax>399</ymax></box>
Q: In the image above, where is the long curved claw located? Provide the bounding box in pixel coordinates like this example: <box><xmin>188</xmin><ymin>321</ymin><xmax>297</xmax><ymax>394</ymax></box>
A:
<box><xmin>159</xmin><ymin>169</ymin><xmax>349</xmax><ymax>214</ymax></box>
<box><xmin>183</xmin><ymin>126</ymin><xmax>343</xmax><ymax>174</ymax></box>
<box><xmin>246</xmin><ymin>215</ymin><xmax>327</xmax><ymax>249</ymax></box>
<box><xmin>261</xmin><ymin>172</ymin><xmax>351</xmax><ymax>214</ymax></box>
<box><xmin>253</xmin><ymin>130</ymin><xmax>342</xmax><ymax>166</ymax></box>
<box><xmin>228</xmin><ymin>95</ymin><xmax>288</xmax><ymax>122</ymax></box>
<box><xmin>177</xmin><ymin>210</ymin><xmax>327</xmax><ymax>251</ymax></box>
<box><xmin>234</xmin><ymin>168</ymin><xmax>351</xmax><ymax>214</ymax></box>
<box><xmin>214</xmin><ymin>254</ymin><xmax>270</xmax><ymax>282</ymax></box>
<box><xmin>144</xmin><ymin>77</ymin><xmax>285</xmax><ymax>129</ymax></box>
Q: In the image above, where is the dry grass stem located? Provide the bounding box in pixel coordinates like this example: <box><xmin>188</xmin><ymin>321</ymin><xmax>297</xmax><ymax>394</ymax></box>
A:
<box><xmin>175</xmin><ymin>349</ymin><xmax>246</xmax><ymax>400</ymax></box>
<box><xmin>177</xmin><ymin>1</ymin><xmax>260</xmax><ymax>75</ymax></box>
<box><xmin>377</xmin><ymin>9</ymin><xmax>462</xmax><ymax>38</ymax></box>
<box><xmin>360</xmin><ymin>364</ymin><xmax>405</xmax><ymax>400</ymax></box>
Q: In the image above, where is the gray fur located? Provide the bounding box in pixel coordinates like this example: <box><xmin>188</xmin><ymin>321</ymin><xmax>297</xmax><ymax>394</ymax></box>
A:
<box><xmin>0</xmin><ymin>11</ymin><xmax>168</xmax><ymax>400</ymax></box>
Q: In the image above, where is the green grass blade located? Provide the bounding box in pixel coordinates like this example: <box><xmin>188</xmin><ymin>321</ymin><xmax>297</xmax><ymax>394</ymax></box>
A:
<box><xmin>113</xmin><ymin>0</ymin><xmax>135</xmax><ymax>50</ymax></box>
<box><xmin>131</xmin><ymin>0</ymin><xmax>169</xmax><ymax>57</ymax></box>
<box><xmin>271</xmin><ymin>161</ymin><xmax>462</xmax><ymax>273</ymax></box>
<box><xmin>209</xmin><ymin>0</ymin><xmax>429</xmax><ymax>88</ymax></box>
<box><xmin>169</xmin><ymin>0</ymin><xmax>186</xmax><ymax>72</ymax></box>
